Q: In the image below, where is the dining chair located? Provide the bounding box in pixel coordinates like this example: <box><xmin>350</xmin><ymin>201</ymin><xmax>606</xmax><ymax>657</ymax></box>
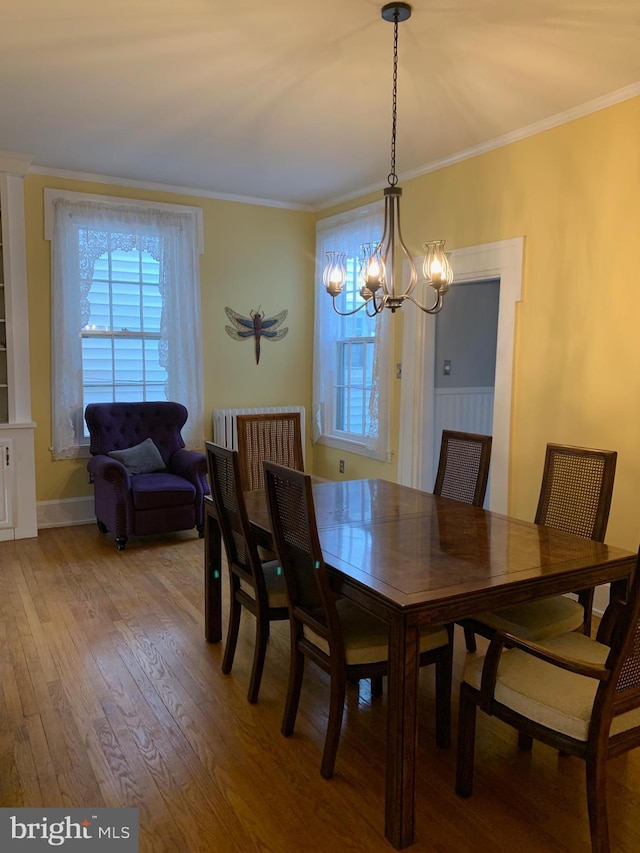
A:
<box><xmin>263</xmin><ymin>461</ymin><xmax>453</xmax><ymax>779</ymax></box>
<box><xmin>433</xmin><ymin>430</ymin><xmax>492</xmax><ymax>508</ymax></box>
<box><xmin>461</xmin><ymin>444</ymin><xmax>617</xmax><ymax>652</ymax></box>
<box><xmin>205</xmin><ymin>442</ymin><xmax>288</xmax><ymax>704</ymax></box>
<box><xmin>455</xmin><ymin>550</ymin><xmax>640</xmax><ymax>853</ymax></box>
<box><xmin>432</xmin><ymin>430</ymin><xmax>492</xmax><ymax>651</ymax></box>
<box><xmin>236</xmin><ymin>411</ymin><xmax>304</xmax><ymax>492</ymax></box>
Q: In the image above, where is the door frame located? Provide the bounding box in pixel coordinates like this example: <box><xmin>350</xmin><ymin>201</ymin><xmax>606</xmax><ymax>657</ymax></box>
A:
<box><xmin>397</xmin><ymin>237</ymin><xmax>524</xmax><ymax>514</ymax></box>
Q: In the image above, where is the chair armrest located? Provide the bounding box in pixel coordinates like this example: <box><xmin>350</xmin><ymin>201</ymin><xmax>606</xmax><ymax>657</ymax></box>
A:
<box><xmin>87</xmin><ymin>454</ymin><xmax>131</xmax><ymax>488</ymax></box>
<box><xmin>479</xmin><ymin>629</ymin><xmax>610</xmax><ymax>707</ymax></box>
<box><xmin>170</xmin><ymin>449</ymin><xmax>210</xmax><ymax>493</ymax></box>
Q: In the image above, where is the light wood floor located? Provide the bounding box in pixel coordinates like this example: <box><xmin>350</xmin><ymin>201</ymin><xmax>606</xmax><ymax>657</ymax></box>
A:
<box><xmin>1</xmin><ymin>525</ymin><xmax>640</xmax><ymax>852</ymax></box>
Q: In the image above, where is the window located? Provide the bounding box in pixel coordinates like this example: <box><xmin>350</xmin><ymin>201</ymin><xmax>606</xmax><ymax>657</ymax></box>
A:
<box><xmin>313</xmin><ymin>203</ymin><xmax>391</xmax><ymax>461</ymax></box>
<box><xmin>82</xmin><ymin>246</ymin><xmax>166</xmax><ymax>413</ymax></box>
<box><xmin>46</xmin><ymin>191</ymin><xmax>204</xmax><ymax>458</ymax></box>
<box><xmin>335</xmin><ymin>258</ymin><xmax>376</xmax><ymax>437</ymax></box>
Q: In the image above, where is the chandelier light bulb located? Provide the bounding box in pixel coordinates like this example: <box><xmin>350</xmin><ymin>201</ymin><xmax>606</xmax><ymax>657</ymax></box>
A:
<box><xmin>368</xmin><ymin>259</ymin><xmax>381</xmax><ymax>278</ymax></box>
<box><xmin>360</xmin><ymin>242</ymin><xmax>385</xmax><ymax>294</ymax></box>
<box><xmin>423</xmin><ymin>240</ymin><xmax>454</xmax><ymax>293</ymax></box>
<box><xmin>323</xmin><ymin>251</ymin><xmax>347</xmax><ymax>296</ymax></box>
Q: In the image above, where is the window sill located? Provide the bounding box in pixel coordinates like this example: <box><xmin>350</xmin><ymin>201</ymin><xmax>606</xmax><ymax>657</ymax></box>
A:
<box><xmin>314</xmin><ymin>433</ymin><xmax>390</xmax><ymax>462</ymax></box>
<box><xmin>51</xmin><ymin>444</ymin><xmax>91</xmax><ymax>461</ymax></box>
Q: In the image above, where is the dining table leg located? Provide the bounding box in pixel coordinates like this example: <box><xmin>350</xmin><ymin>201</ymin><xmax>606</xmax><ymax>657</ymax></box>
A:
<box><xmin>204</xmin><ymin>498</ymin><xmax>223</xmax><ymax>643</ymax></box>
<box><xmin>610</xmin><ymin>575</ymin><xmax>631</xmax><ymax>604</ymax></box>
<box><xmin>385</xmin><ymin>616</ymin><xmax>421</xmax><ymax>849</ymax></box>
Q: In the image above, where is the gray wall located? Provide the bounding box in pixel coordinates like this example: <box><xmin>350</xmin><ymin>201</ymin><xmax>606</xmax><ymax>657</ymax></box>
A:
<box><xmin>434</xmin><ymin>279</ymin><xmax>499</xmax><ymax>389</ymax></box>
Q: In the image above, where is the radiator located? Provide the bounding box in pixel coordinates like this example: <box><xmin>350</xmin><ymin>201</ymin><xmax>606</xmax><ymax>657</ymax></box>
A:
<box><xmin>212</xmin><ymin>406</ymin><xmax>306</xmax><ymax>456</ymax></box>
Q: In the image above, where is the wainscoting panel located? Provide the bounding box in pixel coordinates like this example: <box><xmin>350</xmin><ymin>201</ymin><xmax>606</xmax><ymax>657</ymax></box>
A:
<box><xmin>432</xmin><ymin>386</ymin><xmax>495</xmax><ymax>496</ymax></box>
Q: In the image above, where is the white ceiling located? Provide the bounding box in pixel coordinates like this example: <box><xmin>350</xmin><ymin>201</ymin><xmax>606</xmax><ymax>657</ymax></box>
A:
<box><xmin>2</xmin><ymin>0</ymin><xmax>640</xmax><ymax>209</ymax></box>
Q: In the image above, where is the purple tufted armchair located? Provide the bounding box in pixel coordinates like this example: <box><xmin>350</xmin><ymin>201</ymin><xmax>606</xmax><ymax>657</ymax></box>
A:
<box><xmin>85</xmin><ymin>401</ymin><xmax>209</xmax><ymax>550</ymax></box>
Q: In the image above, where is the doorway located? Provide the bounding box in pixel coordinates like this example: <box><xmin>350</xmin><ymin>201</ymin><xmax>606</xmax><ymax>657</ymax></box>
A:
<box><xmin>397</xmin><ymin>238</ymin><xmax>524</xmax><ymax>514</ymax></box>
<box><xmin>430</xmin><ymin>278</ymin><xmax>499</xmax><ymax>505</ymax></box>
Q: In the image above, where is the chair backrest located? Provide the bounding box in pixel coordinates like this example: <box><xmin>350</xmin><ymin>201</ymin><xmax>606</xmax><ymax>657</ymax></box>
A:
<box><xmin>236</xmin><ymin>412</ymin><xmax>304</xmax><ymax>492</ymax></box>
<box><xmin>596</xmin><ymin>551</ymin><xmax>640</xmax><ymax>727</ymax></box>
<box><xmin>433</xmin><ymin>430</ymin><xmax>492</xmax><ymax>507</ymax></box>
<box><xmin>534</xmin><ymin>444</ymin><xmax>617</xmax><ymax>542</ymax></box>
<box><xmin>85</xmin><ymin>401</ymin><xmax>187</xmax><ymax>465</ymax></box>
<box><xmin>264</xmin><ymin>462</ymin><xmax>342</xmax><ymax>654</ymax></box>
<box><xmin>205</xmin><ymin>441</ymin><xmax>263</xmax><ymax>590</ymax></box>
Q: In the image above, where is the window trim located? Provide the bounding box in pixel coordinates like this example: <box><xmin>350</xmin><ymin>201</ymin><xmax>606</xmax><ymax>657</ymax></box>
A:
<box><xmin>46</xmin><ymin>189</ymin><xmax>205</xmax><ymax>459</ymax></box>
<box><xmin>313</xmin><ymin>201</ymin><xmax>391</xmax><ymax>462</ymax></box>
<box><xmin>44</xmin><ymin>188</ymin><xmax>204</xmax><ymax>252</ymax></box>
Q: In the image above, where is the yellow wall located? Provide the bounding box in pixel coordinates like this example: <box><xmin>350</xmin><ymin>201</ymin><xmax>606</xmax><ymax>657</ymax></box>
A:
<box><xmin>24</xmin><ymin>95</ymin><xmax>640</xmax><ymax>553</ymax></box>
<box><xmin>312</xmin><ymin>95</ymin><xmax>640</xmax><ymax>552</ymax></box>
<box><xmin>25</xmin><ymin>174</ymin><xmax>315</xmax><ymax>503</ymax></box>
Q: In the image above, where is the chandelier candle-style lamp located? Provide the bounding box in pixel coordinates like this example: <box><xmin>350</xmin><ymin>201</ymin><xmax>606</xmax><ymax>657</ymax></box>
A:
<box><xmin>323</xmin><ymin>3</ymin><xmax>454</xmax><ymax>316</ymax></box>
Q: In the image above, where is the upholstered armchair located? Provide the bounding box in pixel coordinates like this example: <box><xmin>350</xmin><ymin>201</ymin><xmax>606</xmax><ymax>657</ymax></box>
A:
<box><xmin>85</xmin><ymin>402</ymin><xmax>209</xmax><ymax>550</ymax></box>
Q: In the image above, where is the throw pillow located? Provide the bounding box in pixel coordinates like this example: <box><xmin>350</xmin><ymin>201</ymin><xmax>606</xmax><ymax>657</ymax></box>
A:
<box><xmin>108</xmin><ymin>437</ymin><xmax>166</xmax><ymax>474</ymax></box>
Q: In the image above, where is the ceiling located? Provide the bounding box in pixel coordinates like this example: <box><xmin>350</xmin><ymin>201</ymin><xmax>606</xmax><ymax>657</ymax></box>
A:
<box><xmin>2</xmin><ymin>0</ymin><xmax>639</xmax><ymax>209</ymax></box>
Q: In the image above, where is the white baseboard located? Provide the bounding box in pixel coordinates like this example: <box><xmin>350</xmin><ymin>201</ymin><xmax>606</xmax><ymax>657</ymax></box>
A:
<box><xmin>37</xmin><ymin>496</ymin><xmax>95</xmax><ymax>529</ymax></box>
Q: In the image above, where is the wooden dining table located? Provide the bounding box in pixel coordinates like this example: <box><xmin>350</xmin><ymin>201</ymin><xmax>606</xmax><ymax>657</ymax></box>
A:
<box><xmin>203</xmin><ymin>477</ymin><xmax>635</xmax><ymax>849</ymax></box>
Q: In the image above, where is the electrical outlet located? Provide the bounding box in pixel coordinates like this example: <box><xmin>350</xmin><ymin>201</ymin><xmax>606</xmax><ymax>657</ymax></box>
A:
<box><xmin>339</xmin><ymin>459</ymin><xmax>345</xmax><ymax>474</ymax></box>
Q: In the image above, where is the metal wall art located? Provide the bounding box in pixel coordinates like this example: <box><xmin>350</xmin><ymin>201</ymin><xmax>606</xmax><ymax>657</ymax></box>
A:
<box><xmin>224</xmin><ymin>307</ymin><xmax>288</xmax><ymax>364</ymax></box>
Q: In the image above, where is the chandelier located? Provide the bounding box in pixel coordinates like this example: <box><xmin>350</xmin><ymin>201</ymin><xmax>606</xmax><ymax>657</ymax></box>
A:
<box><xmin>323</xmin><ymin>2</ymin><xmax>454</xmax><ymax>316</ymax></box>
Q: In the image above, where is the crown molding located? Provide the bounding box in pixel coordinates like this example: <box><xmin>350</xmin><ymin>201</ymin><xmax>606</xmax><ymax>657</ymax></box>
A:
<box><xmin>316</xmin><ymin>81</ymin><xmax>640</xmax><ymax>211</ymax></box>
<box><xmin>0</xmin><ymin>150</ymin><xmax>33</xmax><ymax>176</ymax></box>
<box><xmin>17</xmin><ymin>80</ymin><xmax>640</xmax><ymax>212</ymax></box>
<box><xmin>28</xmin><ymin>164</ymin><xmax>314</xmax><ymax>212</ymax></box>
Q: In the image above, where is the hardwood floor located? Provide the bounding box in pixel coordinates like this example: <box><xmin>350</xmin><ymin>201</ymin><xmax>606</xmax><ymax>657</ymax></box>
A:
<box><xmin>1</xmin><ymin>525</ymin><xmax>639</xmax><ymax>852</ymax></box>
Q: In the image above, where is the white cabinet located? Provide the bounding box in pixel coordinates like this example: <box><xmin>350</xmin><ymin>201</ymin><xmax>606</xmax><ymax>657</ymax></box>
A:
<box><xmin>0</xmin><ymin>151</ymin><xmax>37</xmax><ymax>540</ymax></box>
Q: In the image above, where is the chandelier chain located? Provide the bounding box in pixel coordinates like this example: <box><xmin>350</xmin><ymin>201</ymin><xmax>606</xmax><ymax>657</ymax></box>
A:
<box><xmin>323</xmin><ymin>3</ymin><xmax>453</xmax><ymax>317</ymax></box>
<box><xmin>388</xmin><ymin>16</ymin><xmax>399</xmax><ymax>187</ymax></box>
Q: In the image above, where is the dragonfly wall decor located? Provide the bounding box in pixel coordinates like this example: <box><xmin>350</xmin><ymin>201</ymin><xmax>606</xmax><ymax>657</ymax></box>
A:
<box><xmin>224</xmin><ymin>307</ymin><xmax>289</xmax><ymax>364</ymax></box>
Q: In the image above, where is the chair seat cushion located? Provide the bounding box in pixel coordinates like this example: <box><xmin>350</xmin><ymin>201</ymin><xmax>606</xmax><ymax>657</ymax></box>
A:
<box><xmin>305</xmin><ymin>599</ymin><xmax>450</xmax><ymax>666</ymax></box>
<box><xmin>463</xmin><ymin>632</ymin><xmax>640</xmax><ymax>741</ymax></box>
<box><xmin>239</xmin><ymin>561</ymin><xmax>288</xmax><ymax>609</ymax></box>
<box><xmin>473</xmin><ymin>595</ymin><xmax>585</xmax><ymax>641</ymax></box>
<box><xmin>130</xmin><ymin>473</ymin><xmax>196</xmax><ymax>511</ymax></box>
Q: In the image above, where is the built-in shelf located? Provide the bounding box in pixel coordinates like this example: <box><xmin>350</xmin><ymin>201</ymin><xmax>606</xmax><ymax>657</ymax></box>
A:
<box><xmin>0</xmin><ymin>151</ymin><xmax>37</xmax><ymax>539</ymax></box>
